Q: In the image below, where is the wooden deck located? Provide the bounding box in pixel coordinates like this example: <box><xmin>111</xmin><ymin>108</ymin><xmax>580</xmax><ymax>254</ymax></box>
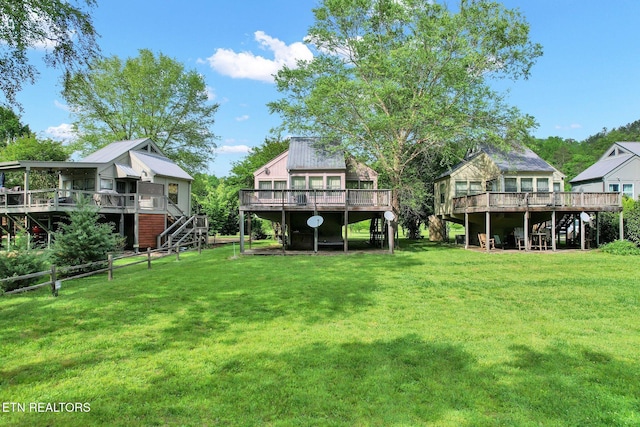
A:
<box><xmin>452</xmin><ymin>192</ymin><xmax>622</xmax><ymax>214</ymax></box>
<box><xmin>239</xmin><ymin>189</ymin><xmax>393</xmax><ymax>212</ymax></box>
<box><xmin>0</xmin><ymin>188</ymin><xmax>172</xmax><ymax>215</ymax></box>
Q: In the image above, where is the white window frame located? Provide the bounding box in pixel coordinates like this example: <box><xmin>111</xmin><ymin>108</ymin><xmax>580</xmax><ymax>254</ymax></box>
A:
<box><xmin>622</xmin><ymin>183</ymin><xmax>634</xmax><ymax>198</ymax></box>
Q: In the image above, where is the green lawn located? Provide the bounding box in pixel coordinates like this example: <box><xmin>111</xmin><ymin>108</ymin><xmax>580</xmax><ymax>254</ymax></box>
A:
<box><xmin>1</xmin><ymin>241</ymin><xmax>639</xmax><ymax>426</ymax></box>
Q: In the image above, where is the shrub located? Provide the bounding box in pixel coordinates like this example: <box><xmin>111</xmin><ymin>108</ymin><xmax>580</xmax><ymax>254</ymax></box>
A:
<box><xmin>0</xmin><ymin>250</ymin><xmax>50</xmax><ymax>292</ymax></box>
<box><xmin>624</xmin><ymin>198</ymin><xmax>640</xmax><ymax>247</ymax></box>
<box><xmin>51</xmin><ymin>196</ymin><xmax>125</xmax><ymax>268</ymax></box>
<box><xmin>599</xmin><ymin>240</ymin><xmax>640</xmax><ymax>256</ymax></box>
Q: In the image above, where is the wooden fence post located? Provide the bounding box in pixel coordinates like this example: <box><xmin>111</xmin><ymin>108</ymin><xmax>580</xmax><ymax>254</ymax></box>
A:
<box><xmin>108</xmin><ymin>254</ymin><xmax>113</xmax><ymax>281</ymax></box>
<box><xmin>176</xmin><ymin>243</ymin><xmax>180</xmax><ymax>261</ymax></box>
<box><xmin>50</xmin><ymin>264</ymin><xmax>57</xmax><ymax>295</ymax></box>
<box><xmin>147</xmin><ymin>247</ymin><xmax>152</xmax><ymax>269</ymax></box>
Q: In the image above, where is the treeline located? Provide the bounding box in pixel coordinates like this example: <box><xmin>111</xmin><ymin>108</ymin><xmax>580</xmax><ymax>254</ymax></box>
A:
<box><xmin>526</xmin><ymin>119</ymin><xmax>640</xmax><ymax>185</ymax></box>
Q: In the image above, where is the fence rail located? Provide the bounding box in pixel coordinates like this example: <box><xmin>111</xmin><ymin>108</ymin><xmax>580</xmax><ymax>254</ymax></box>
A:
<box><xmin>1</xmin><ymin>238</ymin><xmax>205</xmax><ymax>296</ymax></box>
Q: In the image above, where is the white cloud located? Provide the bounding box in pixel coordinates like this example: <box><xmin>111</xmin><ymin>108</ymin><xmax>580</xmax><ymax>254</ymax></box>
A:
<box><xmin>203</xmin><ymin>31</ymin><xmax>313</xmax><ymax>83</ymax></box>
<box><xmin>215</xmin><ymin>144</ymin><xmax>252</xmax><ymax>154</ymax></box>
<box><xmin>554</xmin><ymin>123</ymin><xmax>582</xmax><ymax>130</ymax></box>
<box><xmin>45</xmin><ymin>123</ymin><xmax>77</xmax><ymax>141</ymax></box>
<box><xmin>54</xmin><ymin>100</ymin><xmax>71</xmax><ymax>112</ymax></box>
<box><xmin>204</xmin><ymin>85</ymin><xmax>216</xmax><ymax>101</ymax></box>
<box><xmin>235</xmin><ymin>115</ymin><xmax>250</xmax><ymax>122</ymax></box>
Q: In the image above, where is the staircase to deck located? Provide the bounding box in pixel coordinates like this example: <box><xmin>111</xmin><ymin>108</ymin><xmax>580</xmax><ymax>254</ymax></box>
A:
<box><xmin>157</xmin><ymin>214</ymin><xmax>208</xmax><ymax>250</ymax></box>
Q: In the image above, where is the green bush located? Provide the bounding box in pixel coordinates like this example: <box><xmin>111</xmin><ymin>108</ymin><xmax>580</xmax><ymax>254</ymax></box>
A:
<box><xmin>0</xmin><ymin>250</ymin><xmax>50</xmax><ymax>292</ymax></box>
<box><xmin>51</xmin><ymin>196</ymin><xmax>125</xmax><ymax>268</ymax></box>
<box><xmin>599</xmin><ymin>240</ymin><xmax>640</xmax><ymax>256</ymax></box>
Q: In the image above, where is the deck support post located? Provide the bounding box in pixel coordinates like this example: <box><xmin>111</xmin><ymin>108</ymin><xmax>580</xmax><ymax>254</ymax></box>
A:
<box><xmin>619</xmin><ymin>210</ymin><xmax>624</xmax><ymax>241</ymax></box>
<box><xmin>134</xmin><ymin>212</ymin><xmax>140</xmax><ymax>253</ymax></box>
<box><xmin>281</xmin><ymin>199</ymin><xmax>286</xmax><ymax>254</ymax></box>
<box><xmin>344</xmin><ymin>191</ymin><xmax>348</xmax><ymax>253</ymax></box>
<box><xmin>485</xmin><ymin>211</ymin><xmax>490</xmax><ymax>252</ymax></box>
<box><xmin>239</xmin><ymin>210</ymin><xmax>245</xmax><ymax>254</ymax></box>
<box><xmin>596</xmin><ymin>212</ymin><xmax>600</xmax><ymax>247</ymax></box>
<box><xmin>580</xmin><ymin>213</ymin><xmax>586</xmax><ymax>250</ymax></box>
<box><xmin>464</xmin><ymin>211</ymin><xmax>469</xmax><ymax>249</ymax></box>
<box><xmin>247</xmin><ymin>211</ymin><xmax>252</xmax><ymax>250</ymax></box>
<box><xmin>524</xmin><ymin>211</ymin><xmax>529</xmax><ymax>251</ymax></box>
<box><xmin>551</xmin><ymin>210</ymin><xmax>557</xmax><ymax>251</ymax></box>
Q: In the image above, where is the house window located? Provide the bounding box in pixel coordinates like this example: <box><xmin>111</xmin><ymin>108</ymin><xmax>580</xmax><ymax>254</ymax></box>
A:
<box><xmin>291</xmin><ymin>177</ymin><xmax>305</xmax><ymax>190</ymax></box>
<box><xmin>553</xmin><ymin>182</ymin><xmax>561</xmax><ymax>192</ymax></box>
<box><xmin>608</xmin><ymin>183</ymin><xmax>620</xmax><ymax>192</ymax></box>
<box><xmin>486</xmin><ymin>179</ymin><xmax>497</xmax><ymax>192</ymax></box>
<box><xmin>520</xmin><ymin>178</ymin><xmax>533</xmax><ymax>192</ymax></box>
<box><xmin>309</xmin><ymin>177</ymin><xmax>323</xmax><ymax>190</ymax></box>
<box><xmin>623</xmin><ymin>184</ymin><xmax>634</xmax><ymax>198</ymax></box>
<box><xmin>469</xmin><ymin>181</ymin><xmax>482</xmax><ymax>195</ymax></box>
<box><xmin>360</xmin><ymin>181</ymin><xmax>374</xmax><ymax>189</ymax></box>
<box><xmin>168</xmin><ymin>183</ymin><xmax>179</xmax><ymax>204</ymax></box>
<box><xmin>273</xmin><ymin>181</ymin><xmax>286</xmax><ymax>199</ymax></box>
<box><xmin>536</xmin><ymin>178</ymin><xmax>549</xmax><ymax>192</ymax></box>
<box><xmin>455</xmin><ymin>181</ymin><xmax>468</xmax><ymax>197</ymax></box>
<box><xmin>100</xmin><ymin>178</ymin><xmax>113</xmax><ymax>191</ymax></box>
<box><xmin>326</xmin><ymin>176</ymin><xmax>341</xmax><ymax>190</ymax></box>
<box><xmin>258</xmin><ymin>181</ymin><xmax>272</xmax><ymax>199</ymax></box>
<box><xmin>504</xmin><ymin>178</ymin><xmax>517</xmax><ymax>192</ymax></box>
<box><xmin>439</xmin><ymin>183</ymin><xmax>445</xmax><ymax>204</ymax></box>
<box><xmin>72</xmin><ymin>178</ymin><xmax>95</xmax><ymax>191</ymax></box>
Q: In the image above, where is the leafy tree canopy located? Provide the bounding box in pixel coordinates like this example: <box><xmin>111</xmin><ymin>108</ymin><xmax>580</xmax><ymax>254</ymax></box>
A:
<box><xmin>0</xmin><ymin>107</ymin><xmax>31</xmax><ymax>144</ymax></box>
<box><xmin>63</xmin><ymin>49</ymin><xmax>219</xmax><ymax>174</ymax></box>
<box><xmin>0</xmin><ymin>0</ymin><xmax>99</xmax><ymax>107</ymax></box>
<box><xmin>228</xmin><ymin>137</ymin><xmax>290</xmax><ymax>188</ymax></box>
<box><xmin>0</xmin><ymin>134</ymin><xmax>69</xmax><ymax>162</ymax></box>
<box><xmin>269</xmin><ymin>0</ymin><xmax>542</xmax><ymax>214</ymax></box>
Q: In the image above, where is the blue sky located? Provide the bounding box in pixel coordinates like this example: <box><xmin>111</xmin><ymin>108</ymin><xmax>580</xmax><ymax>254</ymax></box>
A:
<box><xmin>12</xmin><ymin>0</ymin><xmax>640</xmax><ymax>176</ymax></box>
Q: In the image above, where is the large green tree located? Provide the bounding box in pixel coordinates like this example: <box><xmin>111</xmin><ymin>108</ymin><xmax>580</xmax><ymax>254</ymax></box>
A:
<box><xmin>63</xmin><ymin>49</ymin><xmax>219</xmax><ymax>173</ymax></box>
<box><xmin>269</xmin><ymin>0</ymin><xmax>542</xmax><ymax>215</ymax></box>
<box><xmin>0</xmin><ymin>107</ymin><xmax>31</xmax><ymax>144</ymax></box>
<box><xmin>0</xmin><ymin>0</ymin><xmax>99</xmax><ymax>107</ymax></box>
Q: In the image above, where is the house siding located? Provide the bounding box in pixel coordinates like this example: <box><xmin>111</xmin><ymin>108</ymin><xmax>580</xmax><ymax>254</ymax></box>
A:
<box><xmin>138</xmin><ymin>214</ymin><xmax>165</xmax><ymax>249</ymax></box>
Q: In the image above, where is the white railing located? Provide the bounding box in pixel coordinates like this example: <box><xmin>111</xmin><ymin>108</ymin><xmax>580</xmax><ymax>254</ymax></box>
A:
<box><xmin>452</xmin><ymin>192</ymin><xmax>622</xmax><ymax>212</ymax></box>
<box><xmin>240</xmin><ymin>189</ymin><xmax>392</xmax><ymax>208</ymax></box>
<box><xmin>0</xmin><ymin>188</ymin><xmax>168</xmax><ymax>212</ymax></box>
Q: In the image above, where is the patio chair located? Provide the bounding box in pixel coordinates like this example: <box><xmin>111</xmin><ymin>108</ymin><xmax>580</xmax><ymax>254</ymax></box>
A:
<box><xmin>478</xmin><ymin>233</ymin><xmax>495</xmax><ymax>250</ymax></box>
<box><xmin>514</xmin><ymin>227</ymin><xmax>526</xmax><ymax>250</ymax></box>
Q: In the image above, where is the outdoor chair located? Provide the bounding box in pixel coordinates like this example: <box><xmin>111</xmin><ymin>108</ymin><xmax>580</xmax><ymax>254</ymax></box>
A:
<box><xmin>478</xmin><ymin>233</ymin><xmax>495</xmax><ymax>250</ymax></box>
<box><xmin>514</xmin><ymin>227</ymin><xmax>526</xmax><ymax>250</ymax></box>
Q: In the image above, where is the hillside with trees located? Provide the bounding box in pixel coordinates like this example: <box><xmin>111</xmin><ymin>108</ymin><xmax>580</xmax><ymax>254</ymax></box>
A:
<box><xmin>526</xmin><ymin>118</ymin><xmax>640</xmax><ymax>185</ymax></box>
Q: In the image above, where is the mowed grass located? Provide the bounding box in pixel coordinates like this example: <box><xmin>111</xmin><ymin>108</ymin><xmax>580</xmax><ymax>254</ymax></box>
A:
<box><xmin>1</xmin><ymin>241</ymin><xmax>639</xmax><ymax>426</ymax></box>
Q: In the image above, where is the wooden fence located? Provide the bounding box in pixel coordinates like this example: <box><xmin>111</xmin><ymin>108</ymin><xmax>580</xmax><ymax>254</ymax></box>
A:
<box><xmin>1</xmin><ymin>238</ymin><xmax>205</xmax><ymax>296</ymax></box>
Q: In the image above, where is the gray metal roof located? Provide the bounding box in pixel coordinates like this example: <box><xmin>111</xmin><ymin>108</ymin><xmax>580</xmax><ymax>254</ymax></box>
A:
<box><xmin>482</xmin><ymin>144</ymin><xmax>556</xmax><ymax>173</ymax></box>
<box><xmin>81</xmin><ymin>138</ymin><xmax>153</xmax><ymax>163</ymax></box>
<box><xmin>115</xmin><ymin>163</ymin><xmax>141</xmax><ymax>179</ymax></box>
<box><xmin>436</xmin><ymin>144</ymin><xmax>557</xmax><ymax>180</ymax></box>
<box><xmin>286</xmin><ymin>137</ymin><xmax>345</xmax><ymax>170</ymax></box>
<box><xmin>615</xmin><ymin>142</ymin><xmax>640</xmax><ymax>156</ymax></box>
<box><xmin>570</xmin><ymin>153</ymin><xmax>632</xmax><ymax>183</ymax></box>
<box><xmin>131</xmin><ymin>151</ymin><xmax>193</xmax><ymax>180</ymax></box>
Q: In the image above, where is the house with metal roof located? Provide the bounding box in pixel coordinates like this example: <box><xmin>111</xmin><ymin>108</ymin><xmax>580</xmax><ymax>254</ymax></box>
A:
<box><xmin>570</xmin><ymin>142</ymin><xmax>640</xmax><ymax>200</ymax></box>
<box><xmin>0</xmin><ymin>138</ymin><xmax>205</xmax><ymax>250</ymax></box>
<box><xmin>239</xmin><ymin>137</ymin><xmax>392</xmax><ymax>252</ymax></box>
<box><xmin>433</xmin><ymin>144</ymin><xmax>622</xmax><ymax>251</ymax></box>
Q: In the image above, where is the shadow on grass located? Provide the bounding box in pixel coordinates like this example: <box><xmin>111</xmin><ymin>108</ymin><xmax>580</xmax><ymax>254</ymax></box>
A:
<box><xmin>59</xmin><ymin>335</ymin><xmax>639</xmax><ymax>426</ymax></box>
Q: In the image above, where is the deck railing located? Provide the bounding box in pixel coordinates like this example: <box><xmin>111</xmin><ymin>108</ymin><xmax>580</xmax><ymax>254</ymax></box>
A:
<box><xmin>452</xmin><ymin>191</ymin><xmax>622</xmax><ymax>212</ymax></box>
<box><xmin>240</xmin><ymin>189</ymin><xmax>392</xmax><ymax>208</ymax></box>
<box><xmin>0</xmin><ymin>188</ymin><xmax>168</xmax><ymax>212</ymax></box>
